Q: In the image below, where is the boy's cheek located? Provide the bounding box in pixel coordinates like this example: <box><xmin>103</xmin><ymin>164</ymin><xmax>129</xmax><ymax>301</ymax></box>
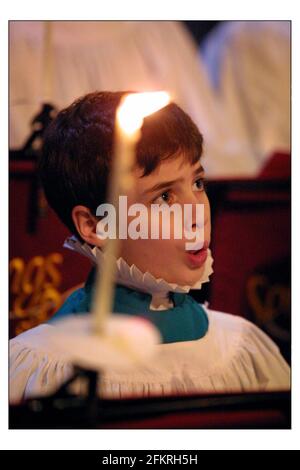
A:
<box><xmin>119</xmin><ymin>236</ymin><xmax>210</xmax><ymax>285</ymax></box>
<box><xmin>120</xmin><ymin>237</ymin><xmax>176</xmax><ymax>263</ymax></box>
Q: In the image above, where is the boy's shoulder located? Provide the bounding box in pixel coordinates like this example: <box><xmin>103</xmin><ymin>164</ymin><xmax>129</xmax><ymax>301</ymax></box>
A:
<box><xmin>206</xmin><ymin>308</ymin><xmax>258</xmax><ymax>334</ymax></box>
<box><xmin>204</xmin><ymin>307</ymin><xmax>279</xmax><ymax>353</ymax></box>
<box><xmin>206</xmin><ymin>307</ymin><xmax>261</xmax><ymax>332</ymax></box>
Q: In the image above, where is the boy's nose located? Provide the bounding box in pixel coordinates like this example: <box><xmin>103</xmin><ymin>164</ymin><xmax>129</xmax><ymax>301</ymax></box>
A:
<box><xmin>183</xmin><ymin>203</ymin><xmax>205</xmax><ymax>231</ymax></box>
<box><xmin>180</xmin><ymin>190</ymin><xmax>206</xmax><ymax>230</ymax></box>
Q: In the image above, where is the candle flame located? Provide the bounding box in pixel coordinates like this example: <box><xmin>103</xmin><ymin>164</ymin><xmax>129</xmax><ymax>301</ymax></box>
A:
<box><xmin>117</xmin><ymin>91</ymin><xmax>170</xmax><ymax>135</ymax></box>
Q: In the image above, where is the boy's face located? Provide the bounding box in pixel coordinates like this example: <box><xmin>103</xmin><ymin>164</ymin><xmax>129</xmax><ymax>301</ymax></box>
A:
<box><xmin>117</xmin><ymin>155</ymin><xmax>211</xmax><ymax>286</ymax></box>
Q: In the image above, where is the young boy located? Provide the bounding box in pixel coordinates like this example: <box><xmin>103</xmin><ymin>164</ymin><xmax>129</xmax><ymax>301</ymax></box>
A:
<box><xmin>9</xmin><ymin>91</ymin><xmax>290</xmax><ymax>402</ymax></box>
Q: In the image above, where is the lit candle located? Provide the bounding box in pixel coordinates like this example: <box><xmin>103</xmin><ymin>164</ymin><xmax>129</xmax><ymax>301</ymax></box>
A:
<box><xmin>93</xmin><ymin>92</ymin><xmax>170</xmax><ymax>334</ymax></box>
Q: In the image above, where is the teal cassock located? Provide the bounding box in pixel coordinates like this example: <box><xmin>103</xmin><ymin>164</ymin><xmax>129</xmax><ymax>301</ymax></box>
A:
<box><xmin>50</xmin><ymin>268</ymin><xmax>209</xmax><ymax>344</ymax></box>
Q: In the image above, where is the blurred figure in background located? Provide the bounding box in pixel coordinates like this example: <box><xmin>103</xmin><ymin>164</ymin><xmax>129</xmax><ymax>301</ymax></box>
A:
<box><xmin>10</xmin><ymin>20</ymin><xmax>223</xmax><ymax>178</ymax></box>
<box><xmin>200</xmin><ymin>21</ymin><xmax>290</xmax><ymax>176</ymax></box>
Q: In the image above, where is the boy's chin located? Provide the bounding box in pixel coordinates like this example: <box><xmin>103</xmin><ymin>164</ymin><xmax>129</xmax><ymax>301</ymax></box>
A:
<box><xmin>165</xmin><ymin>264</ymin><xmax>207</xmax><ymax>287</ymax></box>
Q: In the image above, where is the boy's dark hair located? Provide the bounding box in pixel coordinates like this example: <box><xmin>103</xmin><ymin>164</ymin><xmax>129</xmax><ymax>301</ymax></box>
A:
<box><xmin>40</xmin><ymin>91</ymin><xmax>203</xmax><ymax>237</ymax></box>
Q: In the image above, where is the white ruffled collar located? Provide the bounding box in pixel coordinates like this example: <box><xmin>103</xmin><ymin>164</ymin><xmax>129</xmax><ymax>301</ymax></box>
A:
<box><xmin>64</xmin><ymin>236</ymin><xmax>214</xmax><ymax>311</ymax></box>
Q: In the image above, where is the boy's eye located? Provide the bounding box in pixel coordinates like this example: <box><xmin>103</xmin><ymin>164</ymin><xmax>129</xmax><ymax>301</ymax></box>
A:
<box><xmin>153</xmin><ymin>190</ymin><xmax>173</xmax><ymax>205</ymax></box>
<box><xmin>161</xmin><ymin>191</ymin><xmax>170</xmax><ymax>201</ymax></box>
<box><xmin>152</xmin><ymin>178</ymin><xmax>205</xmax><ymax>205</ymax></box>
<box><xmin>193</xmin><ymin>178</ymin><xmax>205</xmax><ymax>191</ymax></box>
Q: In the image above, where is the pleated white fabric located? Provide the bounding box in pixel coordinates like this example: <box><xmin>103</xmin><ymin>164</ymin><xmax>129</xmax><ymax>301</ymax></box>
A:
<box><xmin>9</xmin><ymin>307</ymin><xmax>290</xmax><ymax>403</ymax></box>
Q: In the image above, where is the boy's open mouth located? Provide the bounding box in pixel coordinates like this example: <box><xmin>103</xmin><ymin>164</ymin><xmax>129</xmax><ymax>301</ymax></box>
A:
<box><xmin>185</xmin><ymin>243</ymin><xmax>209</xmax><ymax>268</ymax></box>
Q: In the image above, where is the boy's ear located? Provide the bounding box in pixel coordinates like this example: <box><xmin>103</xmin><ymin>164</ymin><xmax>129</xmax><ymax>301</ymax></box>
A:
<box><xmin>72</xmin><ymin>205</ymin><xmax>104</xmax><ymax>247</ymax></box>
